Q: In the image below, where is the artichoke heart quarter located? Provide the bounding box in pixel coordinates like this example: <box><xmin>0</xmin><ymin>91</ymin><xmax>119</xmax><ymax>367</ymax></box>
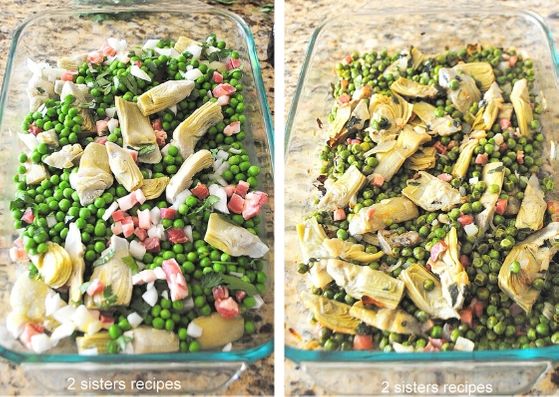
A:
<box><xmin>205</xmin><ymin>213</ymin><xmax>269</xmax><ymax>258</ymax></box>
<box><xmin>105</xmin><ymin>141</ymin><xmax>144</xmax><ymax>192</ymax></box>
<box><xmin>472</xmin><ymin>82</ymin><xmax>503</xmax><ymax>131</ymax></box>
<box><xmin>37</xmin><ymin>242</ymin><xmax>73</xmax><ymax>289</ymax></box>
<box><xmin>390</xmin><ymin>77</ymin><xmax>438</xmax><ymax>98</ymax></box>
<box><xmin>302</xmin><ymin>292</ymin><xmax>359</xmax><ymax>334</ymax></box>
<box><xmin>43</xmin><ymin>144</ymin><xmax>83</xmax><ymax>169</ymax></box>
<box><xmin>452</xmin><ymin>134</ymin><xmax>485</xmax><ymax>179</ymax></box>
<box><xmin>349</xmin><ymin>196</ymin><xmax>419</xmax><ymax>236</ymax></box>
<box><xmin>326</xmin><ymin>259</ymin><xmax>404</xmax><ymax>309</ymax></box>
<box><xmin>412</xmin><ymin>101</ymin><xmax>461</xmax><ymax>136</ymax></box>
<box><xmin>85</xmin><ymin>255</ymin><xmax>133</xmax><ymax>309</ymax></box>
<box><xmin>318</xmin><ymin>165</ymin><xmax>367</xmax><ymax>210</ymax></box>
<box><xmin>309</xmin><ymin>260</ymin><xmax>333</xmax><ymax>289</ymax></box>
<box><xmin>349</xmin><ymin>301</ymin><xmax>420</xmax><ymax>335</ymax></box>
<box><xmin>137</xmin><ymin>80</ymin><xmax>195</xmax><ymax>116</ymax></box>
<box><xmin>453</xmin><ymin>62</ymin><xmax>495</xmax><ymax>91</ymax></box>
<box><xmin>166</xmin><ymin>149</ymin><xmax>213</xmax><ymax>203</ymax></box>
<box><xmin>327</xmin><ymin>102</ymin><xmax>353</xmax><ymax>147</ymax></box>
<box><xmin>408</xmin><ymin>147</ymin><xmax>437</xmax><ymax>171</ymax></box>
<box><xmin>475</xmin><ymin>161</ymin><xmax>504</xmax><ymax>236</ymax></box>
<box><xmin>516</xmin><ymin>174</ymin><xmax>546</xmax><ymax>231</ymax></box>
<box><xmin>296</xmin><ymin>217</ymin><xmax>328</xmax><ymax>263</ymax></box>
<box><xmin>439</xmin><ymin>68</ymin><xmax>481</xmax><ymax>113</ymax></box>
<box><xmin>400</xmin><ymin>264</ymin><xmax>459</xmax><ymax>320</ymax></box>
<box><xmin>510</xmin><ymin>78</ymin><xmax>534</xmax><ymax>137</ymax></box>
<box><xmin>65</xmin><ymin>223</ymin><xmax>86</xmax><ymax>304</ymax></box>
<box><xmin>173</xmin><ymin>100</ymin><xmax>223</xmax><ymax>158</ymax></box>
<box><xmin>71</xmin><ymin>142</ymin><xmax>114</xmax><ymax>206</ymax></box>
<box><xmin>402</xmin><ymin>171</ymin><xmax>462</xmax><ymax>212</ymax></box>
<box><xmin>428</xmin><ymin>228</ymin><xmax>469</xmax><ymax>310</ymax></box>
<box><xmin>322</xmin><ymin>238</ymin><xmax>384</xmax><ymax>263</ymax></box>
<box><xmin>141</xmin><ymin>177</ymin><xmax>170</xmax><ymax>200</ymax></box>
<box><xmin>368</xmin><ymin>93</ymin><xmax>413</xmax><ymax>138</ymax></box>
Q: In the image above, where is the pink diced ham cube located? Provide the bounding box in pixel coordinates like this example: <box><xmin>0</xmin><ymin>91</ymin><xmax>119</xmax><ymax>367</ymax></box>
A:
<box><xmin>122</xmin><ymin>222</ymin><xmax>135</xmax><ymax>238</ymax></box>
<box><xmin>21</xmin><ymin>208</ymin><xmax>34</xmax><ymax>224</ymax></box>
<box><xmin>333</xmin><ymin>208</ymin><xmax>346</xmax><ymax>221</ymax></box>
<box><xmin>144</xmin><ymin>237</ymin><xmax>160</xmax><ymax>253</ymax></box>
<box><xmin>112</xmin><ymin>210</ymin><xmax>127</xmax><ymax>222</ymax></box>
<box><xmin>242</xmin><ymin>191</ymin><xmax>268</xmax><ymax>220</ymax></box>
<box><xmin>134</xmin><ymin>227</ymin><xmax>147</xmax><ymax>241</ymax></box>
<box><xmin>191</xmin><ymin>183</ymin><xmax>209</xmax><ymax>200</ymax></box>
<box><xmin>162</xmin><ymin>259</ymin><xmax>189</xmax><ymax>301</ymax></box>
<box><xmin>228</xmin><ymin>193</ymin><xmax>245</xmax><ymax>214</ymax></box>
<box><xmin>212</xmin><ymin>83</ymin><xmax>236</xmax><ymax>98</ymax></box>
<box><xmin>215</xmin><ymin>297</ymin><xmax>240</xmax><ymax>319</ymax></box>
<box><xmin>117</xmin><ymin>192</ymin><xmax>138</xmax><ymax>211</ymax></box>
<box><xmin>235</xmin><ymin>180</ymin><xmax>250</xmax><ymax>198</ymax></box>
<box><xmin>225</xmin><ymin>57</ymin><xmax>241</xmax><ymax>70</ymax></box>
<box><xmin>134</xmin><ymin>189</ymin><xmax>146</xmax><ymax>205</ymax></box>
<box><xmin>96</xmin><ymin>119</ymin><xmax>109</xmax><ymax>135</ymax></box>
<box><xmin>167</xmin><ymin>228</ymin><xmax>188</xmax><ymax>244</ymax></box>
<box><xmin>137</xmin><ymin>209</ymin><xmax>151</xmax><ymax>229</ymax></box>
<box><xmin>160</xmin><ymin>208</ymin><xmax>177</xmax><ymax>220</ymax></box>
<box><xmin>111</xmin><ymin>222</ymin><xmax>123</xmax><ymax>235</ymax></box>
<box><xmin>223</xmin><ymin>121</ymin><xmax>241</xmax><ymax>136</ymax></box>
<box><xmin>213</xmin><ymin>71</ymin><xmax>223</xmax><ymax>83</ymax></box>
<box><xmin>86</xmin><ymin>279</ymin><xmax>105</xmax><ymax>296</ymax></box>
<box><xmin>224</xmin><ymin>185</ymin><xmax>235</xmax><ymax>197</ymax></box>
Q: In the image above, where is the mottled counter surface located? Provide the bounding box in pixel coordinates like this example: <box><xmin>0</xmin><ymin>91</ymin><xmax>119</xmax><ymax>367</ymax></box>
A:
<box><xmin>285</xmin><ymin>0</ymin><xmax>559</xmax><ymax>395</ymax></box>
<box><xmin>0</xmin><ymin>0</ymin><xmax>273</xmax><ymax>396</ymax></box>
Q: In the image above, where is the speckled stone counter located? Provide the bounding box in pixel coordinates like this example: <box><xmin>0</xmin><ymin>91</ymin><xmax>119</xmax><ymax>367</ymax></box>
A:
<box><xmin>285</xmin><ymin>0</ymin><xmax>559</xmax><ymax>395</ymax></box>
<box><xmin>0</xmin><ymin>0</ymin><xmax>273</xmax><ymax>396</ymax></box>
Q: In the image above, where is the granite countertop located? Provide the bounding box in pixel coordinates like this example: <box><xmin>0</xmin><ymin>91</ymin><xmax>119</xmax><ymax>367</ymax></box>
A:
<box><xmin>285</xmin><ymin>0</ymin><xmax>559</xmax><ymax>395</ymax></box>
<box><xmin>0</xmin><ymin>0</ymin><xmax>273</xmax><ymax>395</ymax></box>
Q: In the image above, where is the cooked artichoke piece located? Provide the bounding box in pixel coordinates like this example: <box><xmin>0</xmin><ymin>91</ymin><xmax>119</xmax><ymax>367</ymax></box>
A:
<box><xmin>65</xmin><ymin>223</ymin><xmax>85</xmax><ymax>305</ymax></box>
<box><xmin>372</xmin><ymin>125</ymin><xmax>431</xmax><ymax>181</ymax></box>
<box><xmin>472</xmin><ymin>82</ymin><xmax>503</xmax><ymax>131</ymax></box>
<box><xmin>105</xmin><ymin>141</ymin><xmax>144</xmax><ymax>192</ymax></box>
<box><xmin>43</xmin><ymin>144</ymin><xmax>83</xmax><ymax>169</ymax></box>
<box><xmin>174</xmin><ymin>36</ymin><xmax>201</xmax><ymax>53</ymax></box>
<box><xmin>36</xmin><ymin>242</ymin><xmax>73</xmax><ymax>289</ymax></box>
<box><xmin>439</xmin><ymin>68</ymin><xmax>481</xmax><ymax>113</ymax></box>
<box><xmin>388</xmin><ymin>231</ymin><xmax>422</xmax><ymax>247</ymax></box>
<box><xmin>326</xmin><ymin>259</ymin><xmax>404</xmax><ymax>309</ymax></box>
<box><xmin>516</xmin><ymin>174</ymin><xmax>546</xmax><ymax>231</ymax></box>
<box><xmin>37</xmin><ymin>129</ymin><xmax>60</xmax><ymax>147</ymax></box>
<box><xmin>451</xmin><ymin>136</ymin><xmax>481</xmax><ymax>179</ymax></box>
<box><xmin>384</xmin><ymin>46</ymin><xmax>425</xmax><ymax>76</ymax></box>
<box><xmin>10</xmin><ymin>272</ymin><xmax>50</xmax><ymax>322</ymax></box>
<box><xmin>322</xmin><ymin>238</ymin><xmax>384</xmax><ymax>263</ymax></box>
<box><xmin>76</xmin><ymin>332</ymin><xmax>111</xmax><ymax>354</ymax></box>
<box><xmin>454</xmin><ymin>62</ymin><xmax>495</xmax><ymax>91</ymax></box>
<box><xmin>137</xmin><ymin>80</ymin><xmax>195</xmax><ymax>116</ymax></box>
<box><xmin>173</xmin><ymin>100</ymin><xmax>223</xmax><ymax>158</ymax></box>
<box><xmin>71</xmin><ymin>142</ymin><xmax>114</xmax><ymax>205</ymax></box>
<box><xmin>510</xmin><ymin>78</ymin><xmax>533</xmax><ymax>137</ymax></box>
<box><xmin>327</xmin><ymin>102</ymin><xmax>353</xmax><ymax>147</ymax></box>
<box><xmin>129</xmin><ymin>327</ymin><xmax>180</xmax><ymax>353</ymax></box>
<box><xmin>349</xmin><ymin>196</ymin><xmax>419</xmax><ymax>236</ymax></box>
<box><xmin>191</xmin><ymin>313</ymin><xmax>244</xmax><ymax>350</ymax></box>
<box><xmin>57</xmin><ymin>54</ymin><xmax>87</xmax><ymax>70</ymax></box>
<box><xmin>309</xmin><ymin>260</ymin><xmax>333</xmax><ymax>289</ymax></box>
<box><xmin>205</xmin><ymin>213</ymin><xmax>269</xmax><ymax>258</ymax></box>
<box><xmin>347</xmin><ymin>99</ymin><xmax>370</xmax><ymax>131</ymax></box>
<box><xmin>390</xmin><ymin>77</ymin><xmax>438</xmax><ymax>98</ymax></box>
<box><xmin>399</xmin><ymin>263</ymin><xmax>459</xmax><ymax>320</ymax></box>
<box><xmin>349</xmin><ymin>301</ymin><xmax>421</xmax><ymax>335</ymax></box>
<box><xmin>318</xmin><ymin>165</ymin><xmax>367</xmax><ymax>210</ymax></box>
<box><xmin>25</xmin><ymin>163</ymin><xmax>49</xmax><ymax>185</ymax></box>
<box><xmin>498</xmin><ymin>223</ymin><xmax>559</xmax><ymax>313</ymax></box>
<box><xmin>412</xmin><ymin>101</ymin><xmax>461</xmax><ymax>136</ymax></box>
<box><xmin>85</xmin><ymin>236</ymin><xmax>133</xmax><ymax>309</ymax></box>
<box><xmin>302</xmin><ymin>292</ymin><xmax>359</xmax><ymax>334</ymax></box>
<box><xmin>402</xmin><ymin>171</ymin><xmax>462</xmax><ymax>212</ymax></box>
<box><xmin>368</xmin><ymin>93</ymin><xmax>413</xmax><ymax>140</ymax></box>
<box><xmin>296</xmin><ymin>217</ymin><xmax>328</xmax><ymax>263</ymax></box>
<box><xmin>141</xmin><ymin>176</ymin><xmax>170</xmax><ymax>200</ymax></box>
<box><xmin>60</xmin><ymin>81</ymin><xmax>95</xmax><ymax>132</ymax></box>
<box><xmin>408</xmin><ymin>146</ymin><xmax>437</xmax><ymax>171</ymax></box>
<box><xmin>166</xmin><ymin>149</ymin><xmax>213</xmax><ymax>203</ymax></box>
<box><xmin>475</xmin><ymin>161</ymin><xmax>505</xmax><ymax>236</ymax></box>
<box><xmin>428</xmin><ymin>228</ymin><xmax>469</xmax><ymax>309</ymax></box>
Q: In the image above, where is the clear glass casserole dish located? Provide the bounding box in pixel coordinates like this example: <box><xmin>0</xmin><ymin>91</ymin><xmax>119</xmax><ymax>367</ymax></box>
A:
<box><xmin>285</xmin><ymin>5</ymin><xmax>559</xmax><ymax>395</ymax></box>
<box><xmin>0</xmin><ymin>1</ymin><xmax>273</xmax><ymax>394</ymax></box>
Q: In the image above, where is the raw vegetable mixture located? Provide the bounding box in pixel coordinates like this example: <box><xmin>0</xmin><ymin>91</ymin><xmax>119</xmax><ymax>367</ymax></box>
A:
<box><xmin>8</xmin><ymin>34</ymin><xmax>270</xmax><ymax>355</ymax></box>
<box><xmin>297</xmin><ymin>44</ymin><xmax>559</xmax><ymax>353</ymax></box>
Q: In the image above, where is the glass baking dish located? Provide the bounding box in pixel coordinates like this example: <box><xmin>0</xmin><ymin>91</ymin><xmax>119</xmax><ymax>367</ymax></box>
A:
<box><xmin>285</xmin><ymin>5</ymin><xmax>559</xmax><ymax>395</ymax></box>
<box><xmin>0</xmin><ymin>1</ymin><xmax>273</xmax><ymax>394</ymax></box>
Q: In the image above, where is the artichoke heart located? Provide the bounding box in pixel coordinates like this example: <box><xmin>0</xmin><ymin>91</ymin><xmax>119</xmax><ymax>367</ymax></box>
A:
<box><xmin>166</xmin><ymin>149</ymin><xmax>213</xmax><ymax>203</ymax></box>
<box><xmin>43</xmin><ymin>144</ymin><xmax>83</xmax><ymax>169</ymax></box>
<box><xmin>454</xmin><ymin>62</ymin><xmax>495</xmax><ymax>91</ymax></box>
<box><xmin>327</xmin><ymin>102</ymin><xmax>353</xmax><ymax>147</ymax></box>
<box><xmin>498</xmin><ymin>223</ymin><xmax>559</xmax><ymax>313</ymax></box>
<box><xmin>349</xmin><ymin>301</ymin><xmax>421</xmax><ymax>335</ymax></box>
<box><xmin>472</xmin><ymin>82</ymin><xmax>503</xmax><ymax>131</ymax></box>
<box><xmin>372</xmin><ymin>124</ymin><xmax>431</xmax><ymax>182</ymax></box>
<box><xmin>439</xmin><ymin>68</ymin><xmax>481</xmax><ymax>113</ymax></box>
<box><xmin>390</xmin><ymin>77</ymin><xmax>438</xmax><ymax>98</ymax></box>
<box><xmin>141</xmin><ymin>176</ymin><xmax>170</xmax><ymax>200</ymax></box>
<box><xmin>36</xmin><ymin>242</ymin><xmax>73</xmax><ymax>289</ymax></box>
<box><xmin>173</xmin><ymin>100</ymin><xmax>223</xmax><ymax>158</ymax></box>
<box><xmin>322</xmin><ymin>238</ymin><xmax>384</xmax><ymax>263</ymax></box>
<box><xmin>57</xmin><ymin>54</ymin><xmax>87</xmax><ymax>71</ymax></box>
<box><xmin>105</xmin><ymin>141</ymin><xmax>144</xmax><ymax>192</ymax></box>
<box><xmin>368</xmin><ymin>93</ymin><xmax>413</xmax><ymax>140</ymax></box>
<box><xmin>174</xmin><ymin>36</ymin><xmax>201</xmax><ymax>53</ymax></box>
<box><xmin>384</xmin><ymin>46</ymin><xmax>425</xmax><ymax>75</ymax></box>
<box><xmin>137</xmin><ymin>80</ymin><xmax>195</xmax><ymax>116</ymax></box>
<box><xmin>60</xmin><ymin>81</ymin><xmax>95</xmax><ymax>132</ymax></box>
<box><xmin>191</xmin><ymin>313</ymin><xmax>244</xmax><ymax>350</ymax></box>
<box><xmin>318</xmin><ymin>165</ymin><xmax>367</xmax><ymax>210</ymax></box>
<box><xmin>408</xmin><ymin>146</ymin><xmax>437</xmax><ymax>171</ymax></box>
<box><xmin>37</xmin><ymin>129</ymin><xmax>60</xmax><ymax>147</ymax></box>
<box><xmin>309</xmin><ymin>260</ymin><xmax>333</xmax><ymax>289</ymax></box>
<box><xmin>296</xmin><ymin>217</ymin><xmax>328</xmax><ymax>263</ymax></box>
<box><xmin>76</xmin><ymin>332</ymin><xmax>111</xmax><ymax>354</ymax></box>
<box><xmin>510</xmin><ymin>78</ymin><xmax>533</xmax><ymax>137</ymax></box>
<box><xmin>475</xmin><ymin>161</ymin><xmax>504</xmax><ymax>236</ymax></box>
<box><xmin>516</xmin><ymin>174</ymin><xmax>546</xmax><ymax>231</ymax></box>
<box><xmin>428</xmin><ymin>228</ymin><xmax>469</xmax><ymax>309</ymax></box>
<box><xmin>326</xmin><ymin>259</ymin><xmax>404</xmax><ymax>309</ymax></box>
<box><xmin>399</xmin><ymin>264</ymin><xmax>459</xmax><ymax>320</ymax></box>
<box><xmin>65</xmin><ymin>223</ymin><xmax>86</xmax><ymax>305</ymax></box>
<box><xmin>128</xmin><ymin>327</ymin><xmax>180</xmax><ymax>353</ymax></box>
<box><xmin>451</xmin><ymin>132</ymin><xmax>486</xmax><ymax>179</ymax></box>
<box><xmin>412</xmin><ymin>101</ymin><xmax>461</xmax><ymax>136</ymax></box>
<box><xmin>402</xmin><ymin>171</ymin><xmax>462</xmax><ymax>212</ymax></box>
<box><xmin>205</xmin><ymin>213</ymin><xmax>269</xmax><ymax>258</ymax></box>
<box><xmin>71</xmin><ymin>142</ymin><xmax>114</xmax><ymax>205</ymax></box>
<box><xmin>10</xmin><ymin>272</ymin><xmax>50</xmax><ymax>322</ymax></box>
<box><xmin>349</xmin><ymin>196</ymin><xmax>419</xmax><ymax>236</ymax></box>
<box><xmin>25</xmin><ymin>163</ymin><xmax>49</xmax><ymax>185</ymax></box>
<box><xmin>302</xmin><ymin>292</ymin><xmax>359</xmax><ymax>334</ymax></box>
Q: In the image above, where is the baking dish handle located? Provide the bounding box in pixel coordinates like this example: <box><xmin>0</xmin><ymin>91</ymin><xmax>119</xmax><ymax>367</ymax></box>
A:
<box><xmin>300</xmin><ymin>360</ymin><xmax>550</xmax><ymax>395</ymax></box>
<box><xmin>22</xmin><ymin>361</ymin><xmax>246</xmax><ymax>395</ymax></box>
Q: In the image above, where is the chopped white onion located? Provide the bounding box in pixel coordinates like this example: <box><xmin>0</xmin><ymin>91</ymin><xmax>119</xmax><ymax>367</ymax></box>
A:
<box><xmin>149</xmin><ymin>207</ymin><xmax>161</xmax><ymax>225</ymax></box>
<box><xmin>206</xmin><ymin>46</ymin><xmax>220</xmax><ymax>55</ymax></box>
<box><xmin>46</xmin><ymin>215</ymin><xmax>57</xmax><ymax>228</ymax></box>
<box><xmin>208</xmin><ymin>184</ymin><xmax>229</xmax><ymax>214</ymax></box>
<box><xmin>171</xmin><ymin>189</ymin><xmax>192</xmax><ymax>209</ymax></box>
<box><xmin>217</xmin><ymin>149</ymin><xmax>229</xmax><ymax>160</ymax></box>
<box><xmin>153</xmin><ymin>266</ymin><xmax>166</xmax><ymax>280</ymax></box>
<box><xmin>107</xmin><ymin>38</ymin><xmax>127</xmax><ymax>52</ymax></box>
<box><xmin>31</xmin><ymin>333</ymin><xmax>53</xmax><ymax>353</ymax></box>
<box><xmin>183</xmin><ymin>225</ymin><xmax>193</xmax><ymax>242</ymax></box>
<box><xmin>157</xmin><ymin>224</ymin><xmax>166</xmax><ymax>241</ymax></box>
<box><xmin>102</xmin><ymin>201</ymin><xmax>119</xmax><ymax>221</ymax></box>
<box><xmin>222</xmin><ymin>343</ymin><xmax>232</xmax><ymax>352</ymax></box>
<box><xmin>50</xmin><ymin>322</ymin><xmax>76</xmax><ymax>343</ymax></box>
<box><xmin>142</xmin><ymin>285</ymin><xmax>158</xmax><ymax>307</ymax></box>
<box><xmin>183</xmin><ymin>68</ymin><xmax>203</xmax><ymax>81</ymax></box>
<box><xmin>464</xmin><ymin>223</ymin><xmax>479</xmax><ymax>237</ymax></box>
<box><xmin>392</xmin><ymin>342</ymin><xmax>415</xmax><ymax>353</ymax></box>
<box><xmin>131</xmin><ymin>64</ymin><xmax>152</xmax><ymax>82</ymax></box>
<box><xmin>107</xmin><ymin>118</ymin><xmax>119</xmax><ymax>133</ymax></box>
<box><xmin>129</xmin><ymin>240</ymin><xmax>146</xmax><ymax>260</ymax></box>
<box><xmin>127</xmin><ymin>312</ymin><xmax>143</xmax><ymax>328</ymax></box>
<box><xmin>143</xmin><ymin>39</ymin><xmax>160</xmax><ymax>49</ymax></box>
<box><xmin>454</xmin><ymin>336</ymin><xmax>475</xmax><ymax>352</ymax></box>
<box><xmin>185</xmin><ymin>45</ymin><xmax>202</xmax><ymax>59</ymax></box>
<box><xmin>154</xmin><ymin>47</ymin><xmax>179</xmax><ymax>57</ymax></box>
<box><xmin>147</xmin><ymin>225</ymin><xmax>163</xmax><ymax>239</ymax></box>
<box><xmin>229</xmin><ymin>147</ymin><xmax>242</xmax><ymax>155</ymax></box>
<box><xmin>468</xmin><ymin>177</ymin><xmax>479</xmax><ymax>185</ymax></box>
<box><xmin>168</xmin><ymin>104</ymin><xmax>177</xmax><ymax>115</ymax></box>
<box><xmin>186</xmin><ymin>322</ymin><xmax>203</xmax><ymax>338</ymax></box>
<box><xmin>71</xmin><ymin>305</ymin><xmax>92</xmax><ymax>329</ymax></box>
<box><xmin>86</xmin><ymin>321</ymin><xmax>103</xmax><ymax>335</ymax></box>
<box><xmin>80</xmin><ymin>347</ymin><xmax>99</xmax><ymax>356</ymax></box>
<box><xmin>18</xmin><ymin>132</ymin><xmax>38</xmax><ymax>151</ymax></box>
<box><xmin>161</xmin><ymin>143</ymin><xmax>171</xmax><ymax>156</ymax></box>
<box><xmin>252</xmin><ymin>294</ymin><xmax>265</xmax><ymax>309</ymax></box>
<box><xmin>53</xmin><ymin>305</ymin><xmax>76</xmax><ymax>324</ymax></box>
<box><xmin>105</xmin><ymin>107</ymin><xmax>116</xmax><ymax>118</ymax></box>
<box><xmin>45</xmin><ymin>291</ymin><xmax>66</xmax><ymax>316</ymax></box>
<box><xmin>214</xmin><ymin>158</ymin><xmax>223</xmax><ymax>171</ymax></box>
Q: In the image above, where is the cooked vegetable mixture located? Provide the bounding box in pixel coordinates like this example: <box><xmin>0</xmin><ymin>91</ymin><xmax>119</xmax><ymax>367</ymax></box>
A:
<box><xmin>297</xmin><ymin>44</ymin><xmax>559</xmax><ymax>352</ymax></box>
<box><xmin>8</xmin><ymin>35</ymin><xmax>269</xmax><ymax>354</ymax></box>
